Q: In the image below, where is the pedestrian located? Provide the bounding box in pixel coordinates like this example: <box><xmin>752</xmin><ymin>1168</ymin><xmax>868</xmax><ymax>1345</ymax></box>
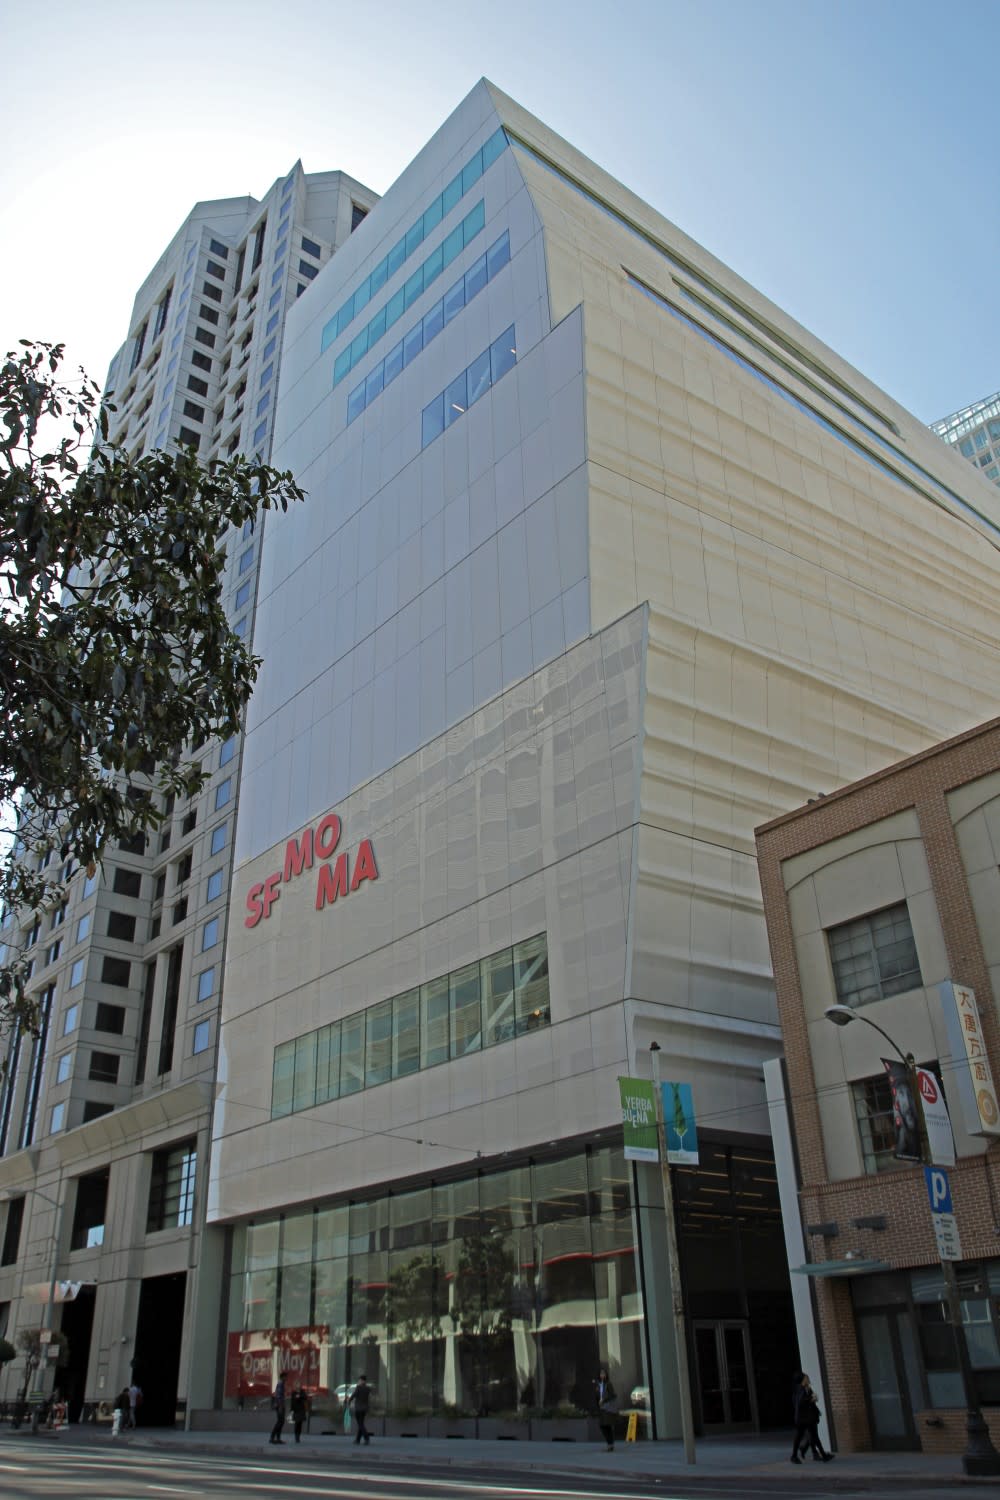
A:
<box><xmin>349</xmin><ymin>1373</ymin><xmax>371</xmax><ymax>1446</ymax></box>
<box><xmin>269</xmin><ymin>1369</ymin><xmax>287</xmax><ymax>1445</ymax></box>
<box><xmin>290</xmin><ymin>1383</ymin><xmax>309</xmax><ymax>1443</ymax></box>
<box><xmin>127</xmin><ymin>1381</ymin><xmax>142</xmax><ymax>1429</ymax></box>
<box><xmin>790</xmin><ymin>1372</ymin><xmax>832</xmax><ymax>1463</ymax></box>
<box><xmin>112</xmin><ymin>1387</ymin><xmax>130</xmax><ymax>1439</ymax></box>
<box><xmin>594</xmin><ymin>1367</ymin><xmax>617</xmax><ymax>1452</ymax></box>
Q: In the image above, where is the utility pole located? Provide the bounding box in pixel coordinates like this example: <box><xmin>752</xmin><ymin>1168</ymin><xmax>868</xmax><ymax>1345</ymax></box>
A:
<box><xmin>825</xmin><ymin>1006</ymin><xmax>1000</xmax><ymax>1476</ymax></box>
<box><xmin>649</xmin><ymin>1042</ymin><xmax>696</xmax><ymax>1464</ymax></box>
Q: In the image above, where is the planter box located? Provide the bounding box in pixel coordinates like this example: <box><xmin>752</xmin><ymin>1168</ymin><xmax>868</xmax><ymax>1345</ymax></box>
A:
<box><xmin>426</xmin><ymin>1416</ymin><xmax>477</xmax><ymax>1439</ymax></box>
<box><xmin>529</xmin><ymin>1418</ymin><xmax>588</xmax><ymax>1442</ymax></box>
<box><xmin>477</xmin><ymin>1418</ymin><xmax>527</xmax><ymax>1440</ymax></box>
<box><xmin>189</xmin><ymin>1409</ymin><xmax>274</xmax><ymax>1434</ymax></box>
<box><xmin>383</xmin><ymin>1416</ymin><xmax>429</xmax><ymax>1437</ymax></box>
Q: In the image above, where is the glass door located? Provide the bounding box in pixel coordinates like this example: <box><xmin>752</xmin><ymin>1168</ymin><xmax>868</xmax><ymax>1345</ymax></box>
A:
<box><xmin>692</xmin><ymin>1319</ymin><xmax>757</xmax><ymax>1431</ymax></box>
<box><xmin>856</xmin><ymin>1309</ymin><xmax>919</xmax><ymax>1449</ymax></box>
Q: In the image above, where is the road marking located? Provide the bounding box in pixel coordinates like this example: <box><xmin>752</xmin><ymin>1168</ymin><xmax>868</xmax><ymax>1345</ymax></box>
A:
<box><xmin>199</xmin><ymin>1478</ymin><xmax>664</xmax><ymax>1500</ymax></box>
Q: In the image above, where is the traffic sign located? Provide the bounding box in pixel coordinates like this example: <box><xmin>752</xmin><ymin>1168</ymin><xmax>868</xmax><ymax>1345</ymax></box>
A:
<box><xmin>924</xmin><ymin>1166</ymin><xmax>963</xmax><ymax>1260</ymax></box>
<box><xmin>931</xmin><ymin>1212</ymin><xmax>963</xmax><ymax>1261</ymax></box>
<box><xmin>924</xmin><ymin>1165</ymin><xmax>952</xmax><ymax>1215</ymax></box>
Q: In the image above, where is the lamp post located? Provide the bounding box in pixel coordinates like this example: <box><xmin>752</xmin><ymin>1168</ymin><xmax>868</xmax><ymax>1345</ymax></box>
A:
<box><xmin>824</xmin><ymin>1005</ymin><xmax>1000</xmax><ymax>1476</ymax></box>
<box><xmin>648</xmin><ymin>1042</ymin><xmax>696</xmax><ymax>1464</ymax></box>
<box><xmin>1</xmin><ymin>1181</ymin><xmax>67</xmax><ymax>1426</ymax></box>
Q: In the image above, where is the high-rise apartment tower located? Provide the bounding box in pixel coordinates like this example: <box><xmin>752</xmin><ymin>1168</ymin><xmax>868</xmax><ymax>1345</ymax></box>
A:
<box><xmin>0</xmin><ymin>163</ymin><xmax>377</xmax><ymax>1424</ymax></box>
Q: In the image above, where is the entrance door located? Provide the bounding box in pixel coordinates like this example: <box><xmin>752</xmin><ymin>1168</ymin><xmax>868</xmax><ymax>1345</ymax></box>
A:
<box><xmin>133</xmin><ymin>1272</ymin><xmax>187</xmax><ymax>1426</ymax></box>
<box><xmin>57</xmin><ymin>1286</ymin><xmax>96</xmax><ymax>1424</ymax></box>
<box><xmin>692</xmin><ymin>1320</ymin><xmax>757</xmax><ymax>1431</ymax></box>
<box><xmin>856</xmin><ymin>1309</ymin><xmax>920</xmax><ymax>1450</ymax></box>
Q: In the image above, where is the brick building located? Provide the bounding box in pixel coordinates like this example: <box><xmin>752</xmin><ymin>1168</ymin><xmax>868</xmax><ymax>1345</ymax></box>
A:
<box><xmin>756</xmin><ymin>720</ymin><xmax>1000</xmax><ymax>1454</ymax></box>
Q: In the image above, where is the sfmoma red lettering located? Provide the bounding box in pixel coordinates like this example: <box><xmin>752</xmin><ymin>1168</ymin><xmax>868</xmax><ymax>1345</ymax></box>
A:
<box><xmin>315</xmin><ymin>813</ymin><xmax>342</xmax><ymax>860</ymax></box>
<box><xmin>251</xmin><ymin>809</ymin><xmax>376</xmax><ymax>923</ymax></box>
<box><xmin>350</xmin><ymin>838</ymin><xmax>378</xmax><ymax>892</ymax></box>
<box><xmin>315</xmin><ymin>852</ymin><xmax>349</xmax><ymax>910</ymax></box>
<box><xmin>283</xmin><ymin>828</ymin><xmax>314</xmax><ymax>882</ymax></box>
<box><xmin>245</xmin><ymin>883</ymin><xmax>265</xmax><ymax>928</ymax></box>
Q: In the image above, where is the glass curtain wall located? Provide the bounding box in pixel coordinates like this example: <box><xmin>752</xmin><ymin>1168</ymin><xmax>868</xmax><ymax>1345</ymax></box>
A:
<box><xmin>224</xmin><ymin>1143</ymin><xmax>644</xmax><ymax>1417</ymax></box>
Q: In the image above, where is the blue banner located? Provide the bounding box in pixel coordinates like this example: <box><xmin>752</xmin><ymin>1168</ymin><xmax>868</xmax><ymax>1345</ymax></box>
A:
<box><xmin>662</xmin><ymin>1081</ymin><xmax>698</xmax><ymax>1164</ymax></box>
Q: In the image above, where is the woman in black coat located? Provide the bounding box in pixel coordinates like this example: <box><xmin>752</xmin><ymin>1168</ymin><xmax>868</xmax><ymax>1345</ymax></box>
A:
<box><xmin>791</xmin><ymin>1372</ymin><xmax>832</xmax><ymax>1463</ymax></box>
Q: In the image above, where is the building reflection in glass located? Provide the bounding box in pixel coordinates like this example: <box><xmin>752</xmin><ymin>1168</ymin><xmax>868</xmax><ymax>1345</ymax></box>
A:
<box><xmin>224</xmin><ymin>1143</ymin><xmax>643</xmax><ymax>1417</ymax></box>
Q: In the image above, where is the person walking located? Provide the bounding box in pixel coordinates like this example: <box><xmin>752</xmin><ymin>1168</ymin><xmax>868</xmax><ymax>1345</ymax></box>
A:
<box><xmin>112</xmin><ymin>1388</ymin><xmax>131</xmax><ymax>1439</ymax></box>
<box><xmin>269</xmin><ymin>1369</ymin><xmax>288</xmax><ymax>1445</ymax></box>
<box><xmin>127</xmin><ymin>1382</ymin><xmax>141</xmax><ymax>1429</ymax></box>
<box><xmin>290</xmin><ymin>1383</ymin><xmax>309</xmax><ymax>1443</ymax></box>
<box><xmin>594</xmin><ymin>1367</ymin><xmax>617</xmax><ymax>1452</ymax></box>
<box><xmin>790</xmin><ymin>1372</ymin><xmax>832</xmax><ymax>1463</ymax></box>
<box><xmin>350</xmin><ymin>1374</ymin><xmax>372</xmax><ymax>1446</ymax></box>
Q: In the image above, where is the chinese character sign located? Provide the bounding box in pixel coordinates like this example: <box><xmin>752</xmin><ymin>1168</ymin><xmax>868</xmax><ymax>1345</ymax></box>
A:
<box><xmin>938</xmin><ymin>981</ymin><xmax>1000</xmax><ymax>1139</ymax></box>
<box><xmin>619</xmin><ymin>1077</ymin><xmax>659</xmax><ymax>1161</ymax></box>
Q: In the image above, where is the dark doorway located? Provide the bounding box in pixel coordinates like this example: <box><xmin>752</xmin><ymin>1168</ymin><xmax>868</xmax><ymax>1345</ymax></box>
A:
<box><xmin>692</xmin><ymin>1318</ymin><xmax>757</xmax><ymax>1430</ymax></box>
<box><xmin>132</xmin><ymin>1272</ymin><xmax>186</xmax><ymax>1426</ymax></box>
<box><xmin>674</xmin><ymin>1138</ymin><xmax>799</xmax><ymax>1432</ymax></box>
<box><xmin>57</xmin><ymin>1285</ymin><xmax>96</xmax><ymax>1423</ymax></box>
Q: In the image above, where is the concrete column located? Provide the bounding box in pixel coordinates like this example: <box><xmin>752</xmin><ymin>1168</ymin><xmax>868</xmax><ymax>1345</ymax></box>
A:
<box><xmin>184</xmin><ymin>1223</ymin><xmax>228</xmax><ymax>1420</ymax></box>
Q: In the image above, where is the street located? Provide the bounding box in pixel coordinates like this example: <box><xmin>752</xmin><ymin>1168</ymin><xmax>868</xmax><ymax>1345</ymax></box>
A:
<box><xmin>0</xmin><ymin>1441</ymin><xmax>985</xmax><ymax>1500</ymax></box>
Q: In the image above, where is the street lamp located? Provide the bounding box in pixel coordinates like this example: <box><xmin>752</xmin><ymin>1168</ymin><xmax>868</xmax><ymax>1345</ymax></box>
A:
<box><xmin>824</xmin><ymin>1006</ymin><xmax>1000</xmax><ymax>1476</ymax></box>
<box><xmin>1</xmin><ymin>1182</ymin><xmax>67</xmax><ymax>1426</ymax></box>
<box><xmin>825</xmin><ymin>1004</ymin><xmax>908</xmax><ymax>1061</ymax></box>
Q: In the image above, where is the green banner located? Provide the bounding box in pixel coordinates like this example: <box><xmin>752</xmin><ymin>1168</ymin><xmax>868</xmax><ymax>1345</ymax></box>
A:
<box><xmin>619</xmin><ymin>1077</ymin><xmax>659</xmax><ymax>1161</ymax></box>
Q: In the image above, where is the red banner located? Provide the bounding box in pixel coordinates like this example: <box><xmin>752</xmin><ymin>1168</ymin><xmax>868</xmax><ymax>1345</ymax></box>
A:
<box><xmin>225</xmin><ymin>1325</ymin><xmax>331</xmax><ymax>1398</ymax></box>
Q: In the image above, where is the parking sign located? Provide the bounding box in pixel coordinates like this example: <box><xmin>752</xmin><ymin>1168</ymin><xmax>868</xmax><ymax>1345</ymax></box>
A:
<box><xmin>924</xmin><ymin>1166</ymin><xmax>962</xmax><ymax>1261</ymax></box>
<box><xmin>924</xmin><ymin>1166</ymin><xmax>952</xmax><ymax>1215</ymax></box>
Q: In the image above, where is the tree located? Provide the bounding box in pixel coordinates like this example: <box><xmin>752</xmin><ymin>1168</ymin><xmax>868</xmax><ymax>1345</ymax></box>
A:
<box><xmin>14</xmin><ymin>1326</ymin><xmax>70</xmax><ymax>1413</ymax></box>
<box><xmin>453</xmin><ymin>1229</ymin><xmax>518</xmax><ymax>1414</ymax></box>
<box><xmin>0</xmin><ymin>341</ymin><xmax>304</xmax><ymax>1034</ymax></box>
<box><xmin>16</xmin><ymin>1325</ymin><xmax>69</xmax><ymax>1374</ymax></box>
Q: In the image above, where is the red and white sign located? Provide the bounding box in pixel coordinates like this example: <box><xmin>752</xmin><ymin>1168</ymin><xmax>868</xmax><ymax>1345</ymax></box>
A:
<box><xmin>245</xmin><ymin>811</ymin><xmax>378</xmax><ymax>927</ymax></box>
<box><xmin>224</xmin><ymin>1326</ymin><xmax>331</xmax><ymax>1398</ymax></box>
<box><xmin>917</xmin><ymin>1067</ymin><xmax>955</xmax><ymax>1167</ymax></box>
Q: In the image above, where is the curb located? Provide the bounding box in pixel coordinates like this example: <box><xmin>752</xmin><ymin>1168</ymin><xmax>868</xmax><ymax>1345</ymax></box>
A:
<box><xmin>15</xmin><ymin>1429</ymin><xmax>993</xmax><ymax>1491</ymax></box>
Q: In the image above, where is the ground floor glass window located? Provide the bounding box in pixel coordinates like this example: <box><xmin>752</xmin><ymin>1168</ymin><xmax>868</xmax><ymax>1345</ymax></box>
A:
<box><xmin>223</xmin><ymin>1143</ymin><xmax>643</xmax><ymax>1420</ymax></box>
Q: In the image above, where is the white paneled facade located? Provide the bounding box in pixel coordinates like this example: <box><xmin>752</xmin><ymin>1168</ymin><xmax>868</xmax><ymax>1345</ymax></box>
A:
<box><xmin>211</xmin><ymin>82</ymin><xmax>1000</xmax><ymax>1440</ymax></box>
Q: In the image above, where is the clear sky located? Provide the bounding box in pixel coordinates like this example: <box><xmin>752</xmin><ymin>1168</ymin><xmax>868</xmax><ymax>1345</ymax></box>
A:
<box><xmin>2</xmin><ymin>0</ymin><xmax>995</xmax><ymax>425</ymax></box>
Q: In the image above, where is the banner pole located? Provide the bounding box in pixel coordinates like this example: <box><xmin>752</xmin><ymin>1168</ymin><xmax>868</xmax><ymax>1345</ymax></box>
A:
<box><xmin>649</xmin><ymin>1043</ymin><xmax>696</xmax><ymax>1464</ymax></box>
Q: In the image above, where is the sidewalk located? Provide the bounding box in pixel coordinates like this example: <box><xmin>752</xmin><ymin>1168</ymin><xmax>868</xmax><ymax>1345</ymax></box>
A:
<box><xmin>7</xmin><ymin>1420</ymin><xmax>997</xmax><ymax>1491</ymax></box>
